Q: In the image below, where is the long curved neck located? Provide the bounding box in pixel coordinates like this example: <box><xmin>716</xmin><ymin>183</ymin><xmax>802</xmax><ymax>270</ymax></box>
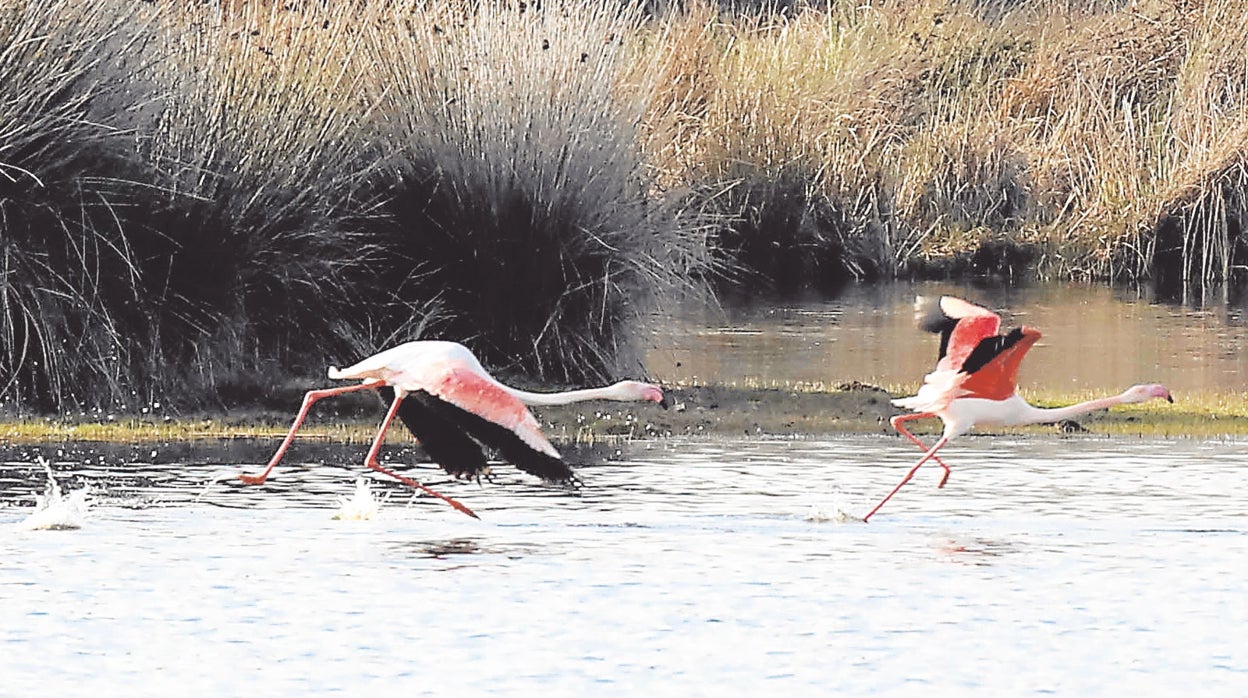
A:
<box><xmin>502</xmin><ymin>384</ymin><xmax>627</xmax><ymax>407</ymax></box>
<box><xmin>1015</xmin><ymin>394</ymin><xmax>1128</xmax><ymax>424</ymax></box>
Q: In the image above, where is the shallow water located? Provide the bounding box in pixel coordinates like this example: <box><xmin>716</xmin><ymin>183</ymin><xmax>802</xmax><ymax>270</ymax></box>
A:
<box><xmin>648</xmin><ymin>281</ymin><xmax>1248</xmax><ymax>393</ymax></box>
<box><xmin>3</xmin><ymin>436</ymin><xmax>1246</xmax><ymax>695</ymax></box>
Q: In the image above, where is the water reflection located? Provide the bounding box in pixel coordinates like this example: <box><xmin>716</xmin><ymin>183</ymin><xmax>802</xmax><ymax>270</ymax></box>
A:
<box><xmin>648</xmin><ymin>281</ymin><xmax>1248</xmax><ymax>393</ymax></box>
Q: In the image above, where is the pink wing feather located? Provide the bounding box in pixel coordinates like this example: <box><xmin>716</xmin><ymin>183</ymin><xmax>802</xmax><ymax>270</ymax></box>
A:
<box><xmin>938</xmin><ymin>297</ymin><xmax>1001</xmax><ymax>372</ymax></box>
<box><xmin>421</xmin><ymin>363</ymin><xmax>561</xmax><ymax>459</ymax></box>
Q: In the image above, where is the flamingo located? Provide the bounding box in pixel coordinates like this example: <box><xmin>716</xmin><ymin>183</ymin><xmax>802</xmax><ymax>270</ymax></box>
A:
<box><xmin>863</xmin><ymin>296</ymin><xmax>1173</xmax><ymax>521</ymax></box>
<box><xmin>239</xmin><ymin>340</ymin><xmax>669</xmax><ymax>519</ymax></box>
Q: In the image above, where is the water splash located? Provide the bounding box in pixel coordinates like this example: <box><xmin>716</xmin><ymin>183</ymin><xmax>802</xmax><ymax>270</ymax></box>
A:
<box><xmin>804</xmin><ymin>503</ymin><xmax>864</xmax><ymax>524</ymax></box>
<box><xmin>804</xmin><ymin>487</ymin><xmax>865</xmax><ymax>524</ymax></box>
<box><xmin>193</xmin><ymin>467</ymin><xmax>255</xmax><ymax>503</ymax></box>
<box><xmin>333</xmin><ymin>478</ymin><xmax>386</xmax><ymax>520</ymax></box>
<box><xmin>19</xmin><ymin>457</ymin><xmax>89</xmax><ymax>530</ymax></box>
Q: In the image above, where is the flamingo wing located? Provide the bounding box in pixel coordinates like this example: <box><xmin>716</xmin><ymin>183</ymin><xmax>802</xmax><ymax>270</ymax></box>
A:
<box><xmin>939</xmin><ymin>297</ymin><xmax>1002</xmax><ymax>372</ymax></box>
<box><xmin>386</xmin><ymin>361</ymin><xmax>573</xmax><ymax>481</ymax></box>
<box><xmin>425</xmin><ymin>364</ymin><xmax>560</xmax><ymax>456</ymax></box>
<box><xmin>387</xmin><ymin>390</ymin><xmax>491</xmax><ymax>479</ymax></box>
<box><xmin>957</xmin><ymin>326</ymin><xmax>1043</xmax><ymax>400</ymax></box>
<box><xmin>915</xmin><ymin>296</ymin><xmax>1002</xmax><ymax>371</ymax></box>
<box><xmin>406</xmin><ymin>391</ymin><xmax>574</xmax><ymax>482</ymax></box>
<box><xmin>898</xmin><ymin>297</ymin><xmax>1040</xmax><ymax>410</ymax></box>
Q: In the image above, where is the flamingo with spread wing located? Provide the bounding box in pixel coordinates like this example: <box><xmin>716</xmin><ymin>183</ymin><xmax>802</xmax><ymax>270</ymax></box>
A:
<box><xmin>240</xmin><ymin>341</ymin><xmax>668</xmax><ymax>519</ymax></box>
<box><xmin>864</xmin><ymin>296</ymin><xmax>1173</xmax><ymax>521</ymax></box>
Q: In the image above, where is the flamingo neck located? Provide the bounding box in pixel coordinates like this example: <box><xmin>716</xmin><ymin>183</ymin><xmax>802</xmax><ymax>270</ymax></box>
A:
<box><xmin>1014</xmin><ymin>394</ymin><xmax>1128</xmax><ymax>425</ymax></box>
<box><xmin>503</xmin><ymin>384</ymin><xmax>630</xmax><ymax>407</ymax></box>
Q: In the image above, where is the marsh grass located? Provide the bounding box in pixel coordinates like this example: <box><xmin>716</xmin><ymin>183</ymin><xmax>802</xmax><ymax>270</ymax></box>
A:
<box><xmin>0</xmin><ymin>1</ymin><xmax>155</xmax><ymax>411</ymax></box>
<box><xmin>2</xmin><ymin>0</ymin><xmax>711</xmax><ymax>412</ymax></box>
<box><xmin>131</xmin><ymin>3</ymin><xmax>391</xmax><ymax>401</ymax></box>
<box><xmin>358</xmin><ymin>0</ymin><xmax>713</xmax><ymax>382</ymax></box>
<box><xmin>6</xmin><ymin>0</ymin><xmax>1248</xmax><ymax>414</ymax></box>
<box><xmin>649</xmin><ymin>0</ymin><xmax>1248</xmax><ymax>286</ymax></box>
<box><xmin>4</xmin><ymin>385</ymin><xmax>1241</xmax><ymax>443</ymax></box>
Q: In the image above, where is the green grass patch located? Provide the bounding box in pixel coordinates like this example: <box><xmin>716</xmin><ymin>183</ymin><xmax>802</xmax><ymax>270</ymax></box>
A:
<box><xmin>5</xmin><ymin>384</ymin><xmax>1242</xmax><ymax>444</ymax></box>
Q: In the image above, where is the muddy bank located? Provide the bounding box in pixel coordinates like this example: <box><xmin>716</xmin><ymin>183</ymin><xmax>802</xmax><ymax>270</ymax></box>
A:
<box><xmin>0</xmin><ymin>379</ymin><xmax>1238</xmax><ymax>462</ymax></box>
<box><xmin>537</xmin><ymin>383</ymin><xmax>901</xmax><ymax>440</ymax></box>
<box><xmin>540</xmin><ymin>383</ymin><xmax>1232</xmax><ymax>440</ymax></box>
<box><xmin>2</xmin><ymin>383</ymin><xmax>1233</xmax><ymax>455</ymax></box>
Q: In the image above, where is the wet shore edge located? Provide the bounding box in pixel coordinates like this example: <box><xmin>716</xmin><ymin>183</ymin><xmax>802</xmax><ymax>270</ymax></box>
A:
<box><xmin>1</xmin><ymin>383</ymin><xmax>1243</xmax><ymax>445</ymax></box>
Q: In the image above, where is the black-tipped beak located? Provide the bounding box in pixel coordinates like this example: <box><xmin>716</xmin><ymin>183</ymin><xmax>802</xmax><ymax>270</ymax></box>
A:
<box><xmin>1166</xmin><ymin>394</ymin><xmax>1174</xmax><ymax>403</ymax></box>
<box><xmin>659</xmin><ymin>392</ymin><xmax>672</xmax><ymax>410</ymax></box>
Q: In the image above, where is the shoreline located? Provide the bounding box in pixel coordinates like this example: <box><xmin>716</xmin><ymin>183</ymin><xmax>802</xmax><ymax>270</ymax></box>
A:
<box><xmin>2</xmin><ymin>384</ymin><xmax>1243</xmax><ymax>445</ymax></box>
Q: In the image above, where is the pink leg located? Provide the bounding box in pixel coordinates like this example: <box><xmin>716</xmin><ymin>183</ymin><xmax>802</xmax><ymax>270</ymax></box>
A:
<box><xmin>239</xmin><ymin>382</ymin><xmax>381</xmax><ymax>485</ymax></box>
<box><xmin>863</xmin><ymin>435</ymin><xmax>951</xmax><ymax>522</ymax></box>
<box><xmin>891</xmin><ymin>413</ymin><xmax>954</xmax><ymax>488</ymax></box>
<box><xmin>362</xmin><ymin>391</ymin><xmax>480</xmax><ymax>520</ymax></box>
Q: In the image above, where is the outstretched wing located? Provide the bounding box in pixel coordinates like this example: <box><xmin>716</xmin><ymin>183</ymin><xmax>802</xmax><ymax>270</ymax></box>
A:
<box><xmin>420</xmin><ymin>363</ymin><xmax>561</xmax><ymax>459</ymax></box>
<box><xmin>916</xmin><ymin>296</ymin><xmax>1002</xmax><ymax>372</ymax></box>
<box><xmin>899</xmin><ymin>297</ymin><xmax>1040</xmax><ymax>408</ymax></box>
<box><xmin>387</xmin><ymin>390</ymin><xmax>490</xmax><ymax>479</ymax></box>
<box><xmin>957</xmin><ymin>326</ymin><xmax>1042</xmax><ymax>400</ymax></box>
<box><xmin>387</xmin><ymin>360</ymin><xmax>573</xmax><ymax>482</ymax></box>
<box><xmin>406</xmin><ymin>391</ymin><xmax>574</xmax><ymax>482</ymax></box>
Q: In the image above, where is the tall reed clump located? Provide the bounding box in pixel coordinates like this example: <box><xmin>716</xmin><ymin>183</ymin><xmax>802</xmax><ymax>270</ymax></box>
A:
<box><xmin>0</xmin><ymin>1</ymin><xmax>155</xmax><ymax>412</ymax></box>
<box><xmin>881</xmin><ymin>2</ymin><xmax>1035</xmax><ymax>278</ymax></box>
<box><xmin>131</xmin><ymin>2</ymin><xmax>395</xmax><ymax>405</ymax></box>
<box><xmin>652</xmin><ymin>0</ymin><xmax>1248</xmax><ymax>287</ymax></box>
<box><xmin>647</xmin><ymin>2</ymin><xmax>901</xmax><ymax>292</ymax></box>
<box><xmin>359</xmin><ymin>0</ymin><xmax>712</xmax><ymax>383</ymax></box>
<box><xmin>645</xmin><ymin>0</ymin><xmax>1040</xmax><ymax>289</ymax></box>
<box><xmin>1149</xmin><ymin>0</ymin><xmax>1248</xmax><ymax>289</ymax></box>
<box><xmin>1000</xmin><ymin>0</ymin><xmax>1188</xmax><ymax>281</ymax></box>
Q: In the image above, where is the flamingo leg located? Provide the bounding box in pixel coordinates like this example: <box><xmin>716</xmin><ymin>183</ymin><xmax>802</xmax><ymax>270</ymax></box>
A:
<box><xmin>890</xmin><ymin>413</ymin><xmax>954</xmax><ymax>488</ymax></box>
<box><xmin>362</xmin><ymin>391</ymin><xmax>480</xmax><ymax>520</ymax></box>
<box><xmin>239</xmin><ymin>382</ymin><xmax>380</xmax><ymax>485</ymax></box>
<box><xmin>863</xmin><ymin>435</ymin><xmax>951</xmax><ymax>522</ymax></box>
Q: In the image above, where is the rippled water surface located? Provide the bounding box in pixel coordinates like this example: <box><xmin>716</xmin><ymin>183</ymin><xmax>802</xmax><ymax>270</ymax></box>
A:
<box><xmin>3</xmin><ymin>437</ymin><xmax>1246</xmax><ymax>695</ymax></box>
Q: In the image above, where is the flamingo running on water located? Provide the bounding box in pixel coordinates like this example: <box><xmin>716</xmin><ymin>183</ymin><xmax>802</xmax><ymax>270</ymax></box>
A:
<box><xmin>863</xmin><ymin>296</ymin><xmax>1173</xmax><ymax>521</ymax></box>
<box><xmin>239</xmin><ymin>340</ymin><xmax>669</xmax><ymax>519</ymax></box>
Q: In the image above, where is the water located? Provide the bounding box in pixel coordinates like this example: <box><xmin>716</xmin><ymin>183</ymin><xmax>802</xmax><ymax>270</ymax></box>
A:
<box><xmin>4</xmin><ymin>281</ymin><xmax>1248</xmax><ymax>693</ymax></box>
<box><xmin>648</xmin><ymin>281</ymin><xmax>1248</xmax><ymax>393</ymax></box>
<box><xmin>3</xmin><ymin>436</ymin><xmax>1246</xmax><ymax>695</ymax></box>
<box><xmin>16</xmin><ymin>456</ymin><xmax>89</xmax><ymax>530</ymax></box>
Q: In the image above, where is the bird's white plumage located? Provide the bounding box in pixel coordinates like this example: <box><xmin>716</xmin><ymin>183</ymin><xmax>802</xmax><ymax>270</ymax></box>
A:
<box><xmin>329</xmin><ymin>341</ymin><xmax>560</xmax><ymax>458</ymax></box>
<box><xmin>329</xmin><ymin>341</ymin><xmax>487</xmax><ymax>390</ymax></box>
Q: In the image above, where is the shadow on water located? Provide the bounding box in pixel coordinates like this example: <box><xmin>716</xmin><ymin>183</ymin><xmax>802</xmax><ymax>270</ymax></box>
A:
<box><xmin>934</xmin><ymin>536</ymin><xmax>1022</xmax><ymax>566</ymax></box>
<box><xmin>389</xmin><ymin>537</ymin><xmax>541</xmax><ymax>560</ymax></box>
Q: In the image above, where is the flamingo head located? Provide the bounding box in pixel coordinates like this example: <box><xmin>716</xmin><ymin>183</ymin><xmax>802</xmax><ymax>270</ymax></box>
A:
<box><xmin>1122</xmin><ymin>383</ymin><xmax>1174</xmax><ymax>404</ymax></box>
<box><xmin>612</xmin><ymin>380</ymin><xmax>669</xmax><ymax>408</ymax></box>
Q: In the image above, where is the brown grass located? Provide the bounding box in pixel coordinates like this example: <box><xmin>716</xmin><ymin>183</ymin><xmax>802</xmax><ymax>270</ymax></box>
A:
<box><xmin>642</xmin><ymin>0</ymin><xmax>1248</xmax><ymax>285</ymax></box>
<box><xmin>6</xmin><ymin>0</ymin><xmax>1248</xmax><ymax>413</ymax></box>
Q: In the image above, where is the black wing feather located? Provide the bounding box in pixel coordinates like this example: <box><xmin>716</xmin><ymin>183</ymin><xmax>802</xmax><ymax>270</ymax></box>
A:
<box><xmin>960</xmin><ymin>327</ymin><xmax>1027</xmax><ymax>375</ymax></box>
<box><xmin>385</xmin><ymin>388</ymin><xmax>573</xmax><ymax>482</ymax></box>
<box><xmin>915</xmin><ymin>296</ymin><xmax>960</xmax><ymax>362</ymax></box>
<box><xmin>381</xmin><ymin>388</ymin><xmax>491</xmax><ymax>479</ymax></box>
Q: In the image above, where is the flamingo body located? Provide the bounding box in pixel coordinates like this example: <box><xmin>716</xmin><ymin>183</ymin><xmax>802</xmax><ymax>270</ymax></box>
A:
<box><xmin>240</xmin><ymin>340</ymin><xmax>667</xmax><ymax>517</ymax></box>
<box><xmin>864</xmin><ymin>296</ymin><xmax>1173</xmax><ymax>521</ymax></box>
<box><xmin>330</xmin><ymin>341</ymin><xmax>562</xmax><ymax>461</ymax></box>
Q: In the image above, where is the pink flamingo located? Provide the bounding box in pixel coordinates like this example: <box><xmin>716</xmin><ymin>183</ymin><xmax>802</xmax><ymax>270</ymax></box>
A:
<box><xmin>864</xmin><ymin>296</ymin><xmax>1173</xmax><ymax>521</ymax></box>
<box><xmin>239</xmin><ymin>340</ymin><xmax>668</xmax><ymax>519</ymax></box>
